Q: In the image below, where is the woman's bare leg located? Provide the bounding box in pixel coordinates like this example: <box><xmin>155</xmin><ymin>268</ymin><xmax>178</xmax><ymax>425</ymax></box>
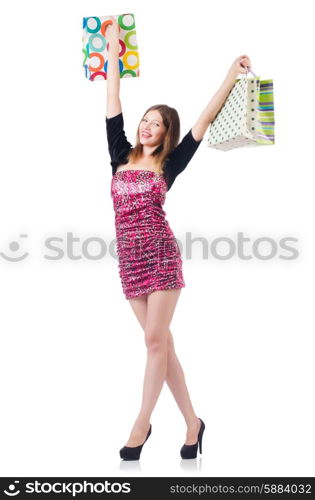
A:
<box><xmin>124</xmin><ymin>288</ymin><xmax>180</xmax><ymax>446</ymax></box>
<box><xmin>166</xmin><ymin>332</ymin><xmax>201</xmax><ymax>444</ymax></box>
<box><xmin>125</xmin><ymin>292</ymin><xmax>200</xmax><ymax>446</ymax></box>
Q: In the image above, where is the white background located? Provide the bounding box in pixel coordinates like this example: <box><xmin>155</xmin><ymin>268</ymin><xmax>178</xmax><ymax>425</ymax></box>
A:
<box><xmin>1</xmin><ymin>0</ymin><xmax>314</xmax><ymax>478</ymax></box>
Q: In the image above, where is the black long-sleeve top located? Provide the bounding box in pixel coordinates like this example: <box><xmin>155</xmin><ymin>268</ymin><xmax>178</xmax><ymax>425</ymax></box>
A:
<box><xmin>105</xmin><ymin>112</ymin><xmax>202</xmax><ymax>191</ymax></box>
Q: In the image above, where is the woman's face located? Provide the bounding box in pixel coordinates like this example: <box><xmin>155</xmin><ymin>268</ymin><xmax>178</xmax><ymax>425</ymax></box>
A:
<box><xmin>139</xmin><ymin>110</ymin><xmax>167</xmax><ymax>147</ymax></box>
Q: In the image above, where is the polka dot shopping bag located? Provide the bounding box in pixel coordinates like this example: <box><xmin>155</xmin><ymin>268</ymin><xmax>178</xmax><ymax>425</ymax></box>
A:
<box><xmin>82</xmin><ymin>14</ymin><xmax>139</xmax><ymax>81</ymax></box>
<box><xmin>207</xmin><ymin>68</ymin><xmax>275</xmax><ymax>151</ymax></box>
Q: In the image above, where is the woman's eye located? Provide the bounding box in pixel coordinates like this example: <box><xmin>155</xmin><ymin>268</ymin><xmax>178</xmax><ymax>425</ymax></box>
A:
<box><xmin>141</xmin><ymin>118</ymin><xmax>159</xmax><ymax>126</ymax></box>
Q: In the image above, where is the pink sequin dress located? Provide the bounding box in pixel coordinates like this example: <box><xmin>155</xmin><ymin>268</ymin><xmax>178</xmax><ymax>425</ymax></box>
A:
<box><xmin>106</xmin><ymin>112</ymin><xmax>202</xmax><ymax>300</ymax></box>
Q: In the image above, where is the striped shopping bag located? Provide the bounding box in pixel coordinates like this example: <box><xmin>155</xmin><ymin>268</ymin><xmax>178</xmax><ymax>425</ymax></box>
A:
<box><xmin>255</xmin><ymin>79</ymin><xmax>275</xmax><ymax>145</ymax></box>
<box><xmin>207</xmin><ymin>69</ymin><xmax>275</xmax><ymax>151</ymax></box>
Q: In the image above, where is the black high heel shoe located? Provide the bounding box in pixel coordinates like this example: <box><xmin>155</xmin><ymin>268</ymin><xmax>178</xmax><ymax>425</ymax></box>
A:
<box><xmin>119</xmin><ymin>424</ymin><xmax>152</xmax><ymax>460</ymax></box>
<box><xmin>180</xmin><ymin>418</ymin><xmax>205</xmax><ymax>459</ymax></box>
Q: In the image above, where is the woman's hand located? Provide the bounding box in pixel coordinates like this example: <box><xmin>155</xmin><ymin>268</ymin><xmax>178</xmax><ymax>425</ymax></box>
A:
<box><xmin>104</xmin><ymin>16</ymin><xmax>120</xmax><ymax>43</ymax></box>
<box><xmin>227</xmin><ymin>55</ymin><xmax>252</xmax><ymax>79</ymax></box>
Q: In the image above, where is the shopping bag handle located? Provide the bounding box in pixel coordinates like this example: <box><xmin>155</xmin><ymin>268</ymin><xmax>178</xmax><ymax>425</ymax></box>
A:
<box><xmin>245</xmin><ymin>66</ymin><xmax>257</xmax><ymax>77</ymax></box>
<box><xmin>240</xmin><ymin>66</ymin><xmax>259</xmax><ymax>93</ymax></box>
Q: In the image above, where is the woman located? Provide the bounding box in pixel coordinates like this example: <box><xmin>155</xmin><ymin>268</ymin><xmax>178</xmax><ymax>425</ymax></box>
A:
<box><xmin>105</xmin><ymin>17</ymin><xmax>251</xmax><ymax>460</ymax></box>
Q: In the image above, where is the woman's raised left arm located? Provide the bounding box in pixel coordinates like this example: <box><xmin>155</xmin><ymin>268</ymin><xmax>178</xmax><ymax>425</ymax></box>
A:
<box><xmin>191</xmin><ymin>55</ymin><xmax>252</xmax><ymax>142</ymax></box>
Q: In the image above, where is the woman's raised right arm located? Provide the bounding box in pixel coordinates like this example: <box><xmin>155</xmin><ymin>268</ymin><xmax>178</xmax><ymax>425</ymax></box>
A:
<box><xmin>105</xmin><ymin>17</ymin><xmax>122</xmax><ymax>118</ymax></box>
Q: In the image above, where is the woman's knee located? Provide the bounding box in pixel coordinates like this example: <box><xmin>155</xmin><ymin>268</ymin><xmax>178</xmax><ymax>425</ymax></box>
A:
<box><xmin>144</xmin><ymin>327</ymin><xmax>168</xmax><ymax>352</ymax></box>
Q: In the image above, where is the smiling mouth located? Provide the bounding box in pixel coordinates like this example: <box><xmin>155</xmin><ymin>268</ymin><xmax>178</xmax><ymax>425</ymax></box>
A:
<box><xmin>141</xmin><ymin>132</ymin><xmax>152</xmax><ymax>138</ymax></box>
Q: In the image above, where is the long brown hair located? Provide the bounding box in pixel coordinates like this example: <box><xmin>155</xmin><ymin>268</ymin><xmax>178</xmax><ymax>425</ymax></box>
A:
<box><xmin>127</xmin><ymin>104</ymin><xmax>180</xmax><ymax>174</ymax></box>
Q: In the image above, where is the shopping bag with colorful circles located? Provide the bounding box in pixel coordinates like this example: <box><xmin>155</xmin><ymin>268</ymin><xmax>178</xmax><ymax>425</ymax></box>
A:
<box><xmin>82</xmin><ymin>13</ymin><xmax>140</xmax><ymax>81</ymax></box>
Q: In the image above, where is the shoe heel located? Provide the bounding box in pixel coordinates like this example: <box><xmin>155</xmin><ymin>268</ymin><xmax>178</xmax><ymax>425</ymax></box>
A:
<box><xmin>198</xmin><ymin>419</ymin><xmax>205</xmax><ymax>455</ymax></box>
